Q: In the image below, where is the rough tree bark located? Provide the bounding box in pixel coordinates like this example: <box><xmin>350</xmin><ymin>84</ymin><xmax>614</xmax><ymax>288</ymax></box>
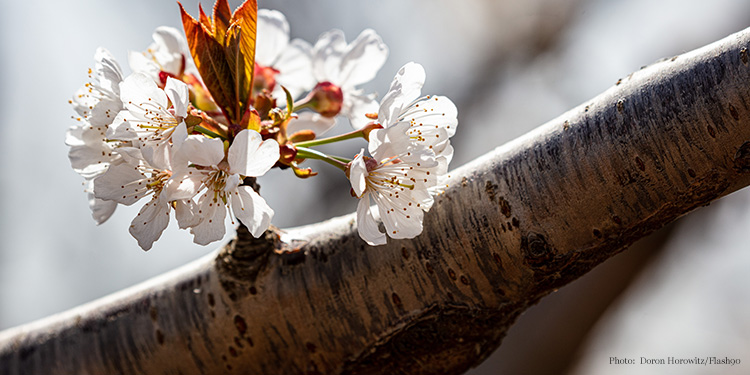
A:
<box><xmin>4</xmin><ymin>27</ymin><xmax>750</xmax><ymax>375</ymax></box>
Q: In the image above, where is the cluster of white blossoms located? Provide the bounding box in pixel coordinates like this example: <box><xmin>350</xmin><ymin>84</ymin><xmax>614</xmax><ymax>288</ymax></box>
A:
<box><xmin>67</xmin><ymin>0</ymin><xmax>457</xmax><ymax>250</ymax></box>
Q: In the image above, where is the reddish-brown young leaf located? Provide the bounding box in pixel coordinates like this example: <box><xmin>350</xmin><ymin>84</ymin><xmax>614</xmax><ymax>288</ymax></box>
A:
<box><xmin>224</xmin><ymin>22</ymin><xmax>249</xmax><ymax>124</ymax></box>
<box><xmin>224</xmin><ymin>23</ymin><xmax>243</xmax><ymax>124</ymax></box>
<box><xmin>179</xmin><ymin>2</ymin><xmax>238</xmax><ymax>122</ymax></box>
<box><xmin>228</xmin><ymin>0</ymin><xmax>257</xmax><ymax>116</ymax></box>
<box><xmin>213</xmin><ymin>0</ymin><xmax>232</xmax><ymax>46</ymax></box>
<box><xmin>198</xmin><ymin>4</ymin><xmax>213</xmax><ymax>34</ymax></box>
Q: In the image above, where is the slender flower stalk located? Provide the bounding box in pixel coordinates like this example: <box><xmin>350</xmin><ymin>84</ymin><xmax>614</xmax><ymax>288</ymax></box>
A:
<box><xmin>292</xmin><ymin>127</ymin><xmax>370</xmax><ymax>148</ymax></box>
<box><xmin>295</xmin><ymin>147</ymin><xmax>349</xmax><ymax>171</ymax></box>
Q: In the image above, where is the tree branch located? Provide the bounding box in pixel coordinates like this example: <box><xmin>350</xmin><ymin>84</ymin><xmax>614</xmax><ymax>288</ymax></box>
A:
<box><xmin>4</xmin><ymin>27</ymin><xmax>750</xmax><ymax>375</ymax></box>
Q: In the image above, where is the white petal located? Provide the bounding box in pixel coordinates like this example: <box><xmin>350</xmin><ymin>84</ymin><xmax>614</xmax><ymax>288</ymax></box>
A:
<box><xmin>68</xmin><ymin>143</ymin><xmax>112</xmax><ymax>176</ymax></box>
<box><xmin>312</xmin><ymin>29</ymin><xmax>347</xmax><ymax>83</ymax></box>
<box><xmin>227</xmin><ymin>130</ymin><xmax>279</xmax><ymax>177</ymax></box>
<box><xmin>71</xmin><ymin>84</ymin><xmax>122</xmax><ymax>128</ymax></box>
<box><xmin>232</xmin><ymin>186</ymin><xmax>274</xmax><ymax>237</ymax></box>
<box><xmin>164</xmin><ymin>168</ymin><xmax>205</xmax><ymax>201</ymax></box>
<box><xmin>225</xmin><ymin>174</ymin><xmax>241</xmax><ymax>192</ymax></box>
<box><xmin>356</xmin><ymin>197</ymin><xmax>386</xmax><ymax>246</ymax></box>
<box><xmin>392</xmin><ymin>62</ymin><xmax>426</xmax><ymax>104</ymax></box>
<box><xmin>128</xmin><ymin>51</ymin><xmax>159</xmax><ymax>83</ymax></box>
<box><xmin>164</xmin><ymin>77</ymin><xmax>190</xmax><ymax>118</ymax></box>
<box><xmin>128</xmin><ymin>195</ymin><xmax>171</xmax><ymax>251</ymax></box>
<box><xmin>120</xmin><ymin>73</ymin><xmax>168</xmax><ymax>114</ymax></box>
<box><xmin>175</xmin><ymin>199</ymin><xmax>201</xmax><ymax>229</ymax></box>
<box><xmin>69</xmin><ymin>86</ymin><xmax>99</xmax><ymax>119</ymax></box>
<box><xmin>411</xmin><ymin>186</ymin><xmax>435</xmax><ymax>211</ymax></box>
<box><xmin>338</xmin><ymin>29</ymin><xmax>388</xmax><ymax>87</ymax></box>
<box><xmin>178</xmin><ymin>135</ymin><xmax>225</xmax><ymax>167</ymax></box>
<box><xmin>144</xmin><ymin>26</ymin><xmax>188</xmax><ymax>78</ymax></box>
<box><xmin>273</xmin><ymin>39</ymin><xmax>315</xmax><ymax>99</ymax></box>
<box><xmin>190</xmin><ymin>193</ymin><xmax>227</xmax><ymax>246</ymax></box>
<box><xmin>368</xmin><ymin>122</ymin><xmax>411</xmax><ymax>160</ymax></box>
<box><xmin>65</xmin><ymin>125</ymin><xmax>84</xmax><ymax>147</ymax></box>
<box><xmin>399</xmin><ymin>142</ymin><xmax>440</xmax><ymax>169</ymax></box>
<box><xmin>349</xmin><ymin>151</ymin><xmax>368</xmax><ymax>197</ymax></box>
<box><xmin>171</xmin><ymin>122</ymin><xmax>188</xmax><ymax>150</ymax></box>
<box><xmin>153</xmin><ymin>27</ymin><xmax>186</xmax><ymax>58</ymax></box>
<box><xmin>378</xmin><ymin>62</ymin><xmax>426</xmax><ymax>125</ymax></box>
<box><xmin>404</xmin><ymin>95</ymin><xmax>458</xmax><ymax>139</ymax></box>
<box><xmin>106</xmin><ymin>110</ymin><xmax>138</xmax><ymax>140</ymax></box>
<box><xmin>88</xmin><ymin>192</ymin><xmax>117</xmax><ymax>225</ymax></box>
<box><xmin>375</xmin><ymin>192</ymin><xmax>424</xmax><ymax>240</ymax></box>
<box><xmin>116</xmin><ymin>147</ymin><xmax>145</xmax><ymax>166</ymax></box>
<box><xmin>434</xmin><ymin>142</ymin><xmax>454</xmax><ymax>176</ymax></box>
<box><xmin>93</xmin><ymin>162</ymin><xmax>148</xmax><ymax>205</ymax></box>
<box><xmin>94</xmin><ymin>47</ymin><xmax>124</xmax><ymax>95</ymax></box>
<box><xmin>72</xmin><ymin>49</ymin><xmax>123</xmax><ymax>127</ymax></box>
<box><xmin>141</xmin><ymin>141</ymin><xmax>170</xmax><ymax>171</ymax></box>
<box><xmin>345</xmin><ymin>91</ymin><xmax>379</xmax><ymax>129</ymax></box>
<box><xmin>87</xmin><ymin>97</ymin><xmax>123</xmax><ymax>128</ymax></box>
<box><xmin>256</xmin><ymin>9</ymin><xmax>290</xmax><ymax>66</ymax></box>
<box><xmin>285</xmin><ymin>112</ymin><xmax>337</xmax><ymax>137</ymax></box>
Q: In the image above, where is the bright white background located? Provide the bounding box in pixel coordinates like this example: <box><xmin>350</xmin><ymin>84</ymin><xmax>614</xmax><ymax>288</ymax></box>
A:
<box><xmin>1</xmin><ymin>1</ymin><xmax>748</xmax><ymax>374</ymax></box>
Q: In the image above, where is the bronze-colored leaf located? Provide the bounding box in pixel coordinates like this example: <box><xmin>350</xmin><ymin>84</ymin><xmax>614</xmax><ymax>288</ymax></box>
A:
<box><xmin>179</xmin><ymin>2</ymin><xmax>238</xmax><ymax>122</ymax></box>
<box><xmin>229</xmin><ymin>0</ymin><xmax>257</xmax><ymax>116</ymax></box>
<box><xmin>213</xmin><ymin>0</ymin><xmax>232</xmax><ymax>45</ymax></box>
<box><xmin>198</xmin><ymin>4</ymin><xmax>213</xmax><ymax>34</ymax></box>
<box><xmin>224</xmin><ymin>22</ymin><xmax>246</xmax><ymax>123</ymax></box>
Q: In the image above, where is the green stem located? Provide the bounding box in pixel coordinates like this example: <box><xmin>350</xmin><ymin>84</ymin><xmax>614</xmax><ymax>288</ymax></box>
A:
<box><xmin>294</xmin><ymin>129</ymin><xmax>366</xmax><ymax>148</ymax></box>
<box><xmin>292</xmin><ymin>95</ymin><xmax>314</xmax><ymax>111</ymax></box>
<box><xmin>296</xmin><ymin>147</ymin><xmax>348</xmax><ymax>171</ymax></box>
<box><xmin>330</xmin><ymin>155</ymin><xmax>353</xmax><ymax>163</ymax></box>
<box><xmin>194</xmin><ymin>125</ymin><xmax>225</xmax><ymax>140</ymax></box>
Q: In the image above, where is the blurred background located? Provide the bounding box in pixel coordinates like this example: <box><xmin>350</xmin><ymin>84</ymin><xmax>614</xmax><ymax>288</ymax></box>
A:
<box><xmin>1</xmin><ymin>0</ymin><xmax>749</xmax><ymax>374</ymax></box>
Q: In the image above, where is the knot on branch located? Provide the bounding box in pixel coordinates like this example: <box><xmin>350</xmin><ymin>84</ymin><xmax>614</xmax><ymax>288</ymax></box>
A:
<box><xmin>217</xmin><ymin>176</ymin><xmax>277</xmax><ymax>281</ymax></box>
<box><xmin>216</xmin><ymin>225</ymin><xmax>278</xmax><ymax>301</ymax></box>
<box><xmin>521</xmin><ymin>232</ymin><xmax>556</xmax><ymax>267</ymax></box>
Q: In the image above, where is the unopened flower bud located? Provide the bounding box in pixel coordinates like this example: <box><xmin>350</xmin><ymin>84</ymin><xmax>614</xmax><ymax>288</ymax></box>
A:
<box><xmin>309</xmin><ymin>81</ymin><xmax>343</xmax><ymax>118</ymax></box>
<box><xmin>360</xmin><ymin>122</ymin><xmax>384</xmax><ymax>141</ymax></box>
<box><xmin>288</xmin><ymin>129</ymin><xmax>316</xmax><ymax>143</ymax></box>
<box><xmin>278</xmin><ymin>144</ymin><xmax>298</xmax><ymax>165</ymax></box>
<box><xmin>254</xmin><ymin>90</ymin><xmax>276</xmax><ymax>120</ymax></box>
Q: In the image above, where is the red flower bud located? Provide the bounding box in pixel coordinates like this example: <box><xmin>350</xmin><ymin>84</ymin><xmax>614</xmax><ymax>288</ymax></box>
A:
<box><xmin>278</xmin><ymin>144</ymin><xmax>298</xmax><ymax>165</ymax></box>
<box><xmin>309</xmin><ymin>81</ymin><xmax>343</xmax><ymax>118</ymax></box>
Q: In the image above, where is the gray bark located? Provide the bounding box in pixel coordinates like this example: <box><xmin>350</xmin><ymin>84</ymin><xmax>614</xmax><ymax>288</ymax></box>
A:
<box><xmin>4</xmin><ymin>26</ymin><xmax>750</xmax><ymax>375</ymax></box>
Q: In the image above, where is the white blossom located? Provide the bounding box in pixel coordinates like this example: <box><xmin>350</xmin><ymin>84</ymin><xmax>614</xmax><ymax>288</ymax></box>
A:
<box><xmin>66</xmin><ymin>12</ymin><xmax>459</xmax><ymax>253</ymax></box>
<box><xmin>311</xmin><ymin>29</ymin><xmax>388</xmax><ymax>129</ymax></box>
<box><xmin>92</xmin><ymin>147</ymin><xmax>183</xmax><ymax>250</ymax></box>
<box><xmin>66</xmin><ymin>119</ymin><xmax>119</xmax><ymax>180</ymax></box>
<box><xmin>376</xmin><ymin>62</ymin><xmax>458</xmax><ymax>177</ymax></box>
<box><xmin>129</xmin><ymin>26</ymin><xmax>191</xmax><ymax>86</ymax></box>
<box><xmin>167</xmin><ymin>129</ymin><xmax>280</xmax><ymax>245</ymax></box>
<box><xmin>107</xmin><ymin>74</ymin><xmax>190</xmax><ymax>170</ymax></box>
<box><xmin>349</xmin><ymin>123</ymin><xmax>439</xmax><ymax>245</ymax></box>
<box><xmin>256</xmin><ymin>9</ymin><xmax>315</xmax><ymax>100</ymax></box>
<box><xmin>67</xmin><ymin>48</ymin><xmax>125</xmax><ymax>224</ymax></box>
<box><xmin>70</xmin><ymin>48</ymin><xmax>124</xmax><ymax>127</ymax></box>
